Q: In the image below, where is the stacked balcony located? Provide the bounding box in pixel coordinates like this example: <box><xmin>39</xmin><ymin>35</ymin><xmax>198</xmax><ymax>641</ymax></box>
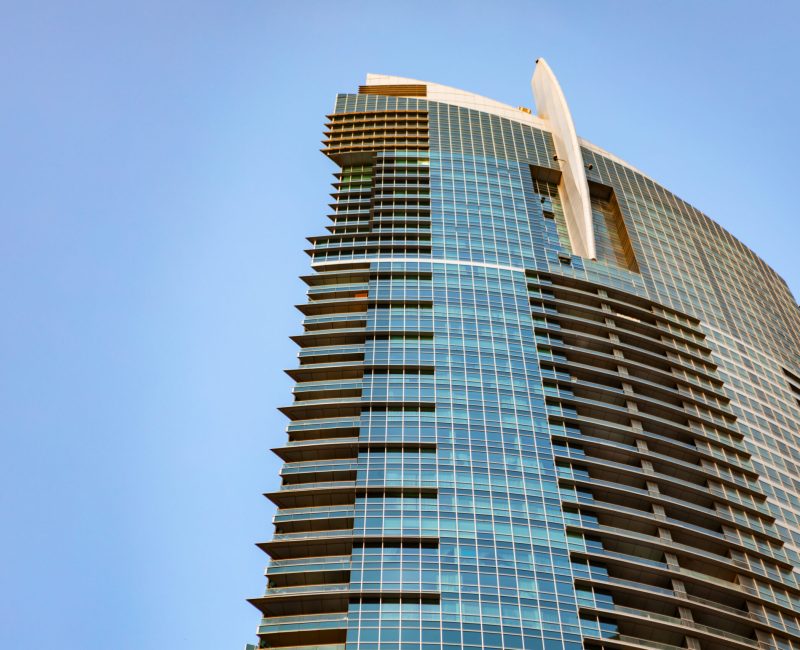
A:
<box><xmin>322</xmin><ymin>110</ymin><xmax>429</xmax><ymax>164</ymax></box>
<box><xmin>251</xmin><ymin>110</ymin><xmax>438</xmax><ymax>648</ymax></box>
<box><xmin>530</xmin><ymin>271</ymin><xmax>800</xmax><ymax>650</ymax></box>
<box><xmin>307</xmin><ymin>155</ymin><xmax>432</xmax><ymax>265</ymax></box>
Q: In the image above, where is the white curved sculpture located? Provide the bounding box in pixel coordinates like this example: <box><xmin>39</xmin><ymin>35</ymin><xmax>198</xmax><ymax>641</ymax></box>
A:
<box><xmin>532</xmin><ymin>58</ymin><xmax>596</xmax><ymax>260</ymax></box>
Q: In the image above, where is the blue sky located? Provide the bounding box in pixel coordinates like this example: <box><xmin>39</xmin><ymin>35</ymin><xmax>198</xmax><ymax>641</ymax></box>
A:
<box><xmin>2</xmin><ymin>1</ymin><xmax>799</xmax><ymax>648</ymax></box>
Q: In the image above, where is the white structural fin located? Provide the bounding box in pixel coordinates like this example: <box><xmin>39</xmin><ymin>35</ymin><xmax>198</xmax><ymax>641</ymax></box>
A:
<box><xmin>532</xmin><ymin>58</ymin><xmax>596</xmax><ymax>260</ymax></box>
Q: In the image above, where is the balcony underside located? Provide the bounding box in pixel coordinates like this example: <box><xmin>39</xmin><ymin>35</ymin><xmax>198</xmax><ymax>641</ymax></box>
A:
<box><xmin>249</xmin><ymin>589</ymin><xmax>439</xmax><ymax>616</ymax></box>
<box><xmin>258</xmin><ymin>534</ymin><xmax>439</xmax><ymax>560</ymax></box>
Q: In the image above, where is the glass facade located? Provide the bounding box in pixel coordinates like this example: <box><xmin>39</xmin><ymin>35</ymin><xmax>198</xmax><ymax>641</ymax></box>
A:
<box><xmin>248</xmin><ymin>73</ymin><xmax>800</xmax><ymax>650</ymax></box>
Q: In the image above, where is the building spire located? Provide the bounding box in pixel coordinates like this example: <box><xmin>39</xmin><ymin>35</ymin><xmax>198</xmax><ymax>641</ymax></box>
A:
<box><xmin>532</xmin><ymin>58</ymin><xmax>596</xmax><ymax>260</ymax></box>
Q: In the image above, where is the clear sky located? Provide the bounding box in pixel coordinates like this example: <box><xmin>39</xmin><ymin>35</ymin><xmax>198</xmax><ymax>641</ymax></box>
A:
<box><xmin>2</xmin><ymin>1</ymin><xmax>799</xmax><ymax>648</ymax></box>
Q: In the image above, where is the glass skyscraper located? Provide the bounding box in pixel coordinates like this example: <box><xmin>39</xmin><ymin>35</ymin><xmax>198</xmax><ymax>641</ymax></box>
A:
<box><xmin>247</xmin><ymin>60</ymin><xmax>800</xmax><ymax>650</ymax></box>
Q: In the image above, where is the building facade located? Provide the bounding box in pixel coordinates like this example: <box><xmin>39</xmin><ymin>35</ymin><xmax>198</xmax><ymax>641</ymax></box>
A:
<box><xmin>248</xmin><ymin>60</ymin><xmax>800</xmax><ymax>650</ymax></box>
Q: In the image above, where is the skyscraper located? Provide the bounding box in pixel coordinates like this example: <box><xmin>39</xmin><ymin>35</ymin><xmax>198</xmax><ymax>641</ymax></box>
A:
<box><xmin>248</xmin><ymin>60</ymin><xmax>800</xmax><ymax>650</ymax></box>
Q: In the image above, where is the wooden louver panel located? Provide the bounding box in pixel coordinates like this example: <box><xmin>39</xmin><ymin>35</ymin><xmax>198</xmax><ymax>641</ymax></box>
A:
<box><xmin>323</xmin><ymin>110</ymin><xmax>429</xmax><ymax>161</ymax></box>
<box><xmin>358</xmin><ymin>84</ymin><xmax>427</xmax><ymax>97</ymax></box>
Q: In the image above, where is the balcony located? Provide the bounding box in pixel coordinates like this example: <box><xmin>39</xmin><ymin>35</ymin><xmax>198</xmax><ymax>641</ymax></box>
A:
<box><xmin>281</xmin><ymin>460</ymin><xmax>358</xmax><ymax>482</ymax></box>
<box><xmin>286</xmin><ymin>363</ymin><xmax>365</xmax><ymax>384</ymax></box>
<box><xmin>296</xmin><ymin>297</ymin><xmax>369</xmax><ymax>317</ymax></box>
<box><xmin>537</xmin><ymin>335</ymin><xmax>725</xmax><ymax>396</ymax></box>
<box><xmin>533</xmin><ymin>320</ymin><xmax>720</xmax><ymax>381</ymax></box>
<box><xmin>549</xmin><ymin>358</ymin><xmax>731</xmax><ymax>415</ymax></box>
<box><xmin>568</xmin><ymin>496</ymin><xmax>785</xmax><ymax>566</ymax></box>
<box><xmin>549</xmin><ymin>394</ymin><xmax>746</xmax><ymax>456</ymax></box>
<box><xmin>552</xmin><ymin>424</ymin><xmax>756</xmax><ymax>485</ymax></box>
<box><xmin>256</xmin><ymin>611</ymin><xmax>348</xmax><ymax>647</ymax></box>
<box><xmin>293</xmin><ymin>378</ymin><xmax>363</xmax><ymax>401</ymax></box>
<box><xmin>285</xmin><ymin>416</ymin><xmax>360</xmax><ymax>443</ymax></box>
<box><xmin>532</xmin><ymin>293</ymin><xmax>712</xmax><ymax>355</ymax></box>
<box><xmin>251</xmin><ymin>584</ymin><xmax>439</xmax><ymax>617</ymax></box>
<box><xmin>557</xmin><ymin>430</ymin><xmax>757</xmax><ymax>487</ymax></box>
<box><xmin>266</xmin><ymin>482</ymin><xmax>357</xmax><ymax>509</ymax></box>
<box><xmin>582</xmin><ymin>634</ymin><xmax>685</xmax><ymax>650</ymax></box>
<box><xmin>268</xmin><ymin>553</ymin><xmax>349</xmax><ymax>568</ymax></box>
<box><xmin>581</xmin><ymin>602</ymin><xmax>760</xmax><ymax>650</ymax></box>
<box><xmin>302</xmin><ymin>316</ymin><xmax>369</xmax><ymax>334</ymax></box>
<box><xmin>251</xmin><ymin>584</ymin><xmax>352</xmax><ymax>616</ymax></box>
<box><xmin>552</xmin><ymin>406</ymin><xmax>745</xmax><ymax>461</ymax></box>
<box><xmin>279</xmin><ymin>398</ymin><xmax>363</xmax><ymax>421</ymax></box>
<box><xmin>258</xmin><ymin>532</ymin><xmax>356</xmax><ymax>560</ymax></box>
<box><xmin>298</xmin><ymin>344</ymin><xmax>365</xmax><ymax>365</ymax></box>
<box><xmin>274</xmin><ymin>439</ymin><xmax>435</xmax><ymax>463</ymax></box>
<box><xmin>528</xmin><ymin>272</ymin><xmax>702</xmax><ymax>333</ymax></box>
<box><xmin>557</xmin><ymin>448</ymin><xmax>764</xmax><ymax>503</ymax></box>
<box><xmin>273</xmin><ymin>438</ymin><xmax>360</xmax><ymax>463</ymax></box>
<box><xmin>568</xmin><ymin>521</ymin><xmax>792</xmax><ymax>582</ymax></box>
<box><xmin>563</xmin><ymin>475</ymin><xmax>775</xmax><ymax>537</ymax></box>
<box><xmin>291</xmin><ymin>328</ymin><xmax>367</xmax><ymax>348</ymax></box>
<box><xmin>573</xmin><ymin>546</ymin><xmax>800</xmax><ymax>625</ymax></box>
